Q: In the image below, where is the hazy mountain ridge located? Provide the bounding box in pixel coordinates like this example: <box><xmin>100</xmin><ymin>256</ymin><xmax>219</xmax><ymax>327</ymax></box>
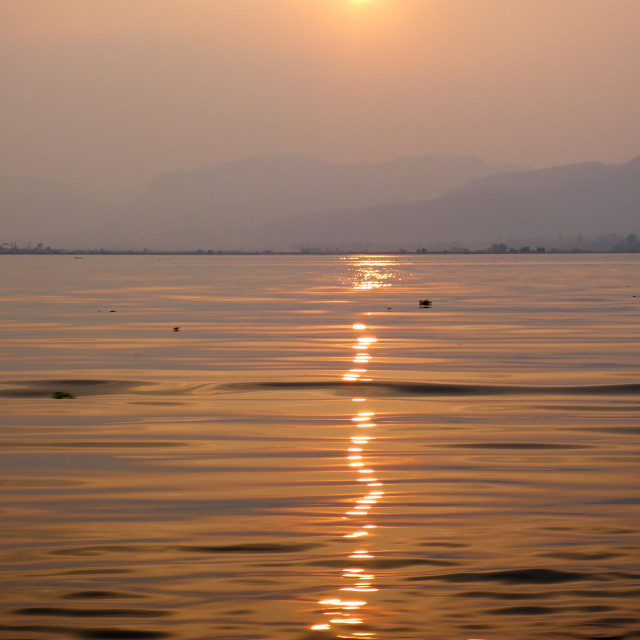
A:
<box><xmin>1</xmin><ymin>153</ymin><xmax>514</xmax><ymax>249</ymax></box>
<box><xmin>116</xmin><ymin>153</ymin><xmax>514</xmax><ymax>249</ymax></box>
<box><xmin>1</xmin><ymin>154</ymin><xmax>638</xmax><ymax>250</ymax></box>
<box><xmin>140</xmin><ymin>153</ymin><xmax>509</xmax><ymax>218</ymax></box>
<box><xmin>250</xmin><ymin>156</ymin><xmax>640</xmax><ymax>250</ymax></box>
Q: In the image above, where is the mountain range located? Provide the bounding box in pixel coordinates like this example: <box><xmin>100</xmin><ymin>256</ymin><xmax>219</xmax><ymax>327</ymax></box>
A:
<box><xmin>2</xmin><ymin>154</ymin><xmax>639</xmax><ymax>251</ymax></box>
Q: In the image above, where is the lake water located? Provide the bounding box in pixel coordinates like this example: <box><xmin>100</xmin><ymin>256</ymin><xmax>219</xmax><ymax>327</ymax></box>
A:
<box><xmin>1</xmin><ymin>254</ymin><xmax>639</xmax><ymax>640</ymax></box>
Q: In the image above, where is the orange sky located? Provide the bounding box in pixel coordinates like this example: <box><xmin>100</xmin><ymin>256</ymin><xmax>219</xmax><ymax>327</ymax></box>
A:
<box><xmin>2</xmin><ymin>0</ymin><xmax>640</xmax><ymax>196</ymax></box>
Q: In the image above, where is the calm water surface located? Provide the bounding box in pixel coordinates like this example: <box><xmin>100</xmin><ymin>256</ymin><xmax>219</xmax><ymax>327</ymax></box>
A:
<box><xmin>1</xmin><ymin>254</ymin><xmax>639</xmax><ymax>640</ymax></box>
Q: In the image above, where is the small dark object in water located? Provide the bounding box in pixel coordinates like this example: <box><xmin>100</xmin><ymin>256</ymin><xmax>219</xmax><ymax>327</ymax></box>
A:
<box><xmin>109</xmin><ymin>310</ymin><xmax>116</xmax><ymax>313</ymax></box>
<box><xmin>173</xmin><ymin>327</ymin><xmax>180</xmax><ymax>332</ymax></box>
<box><xmin>52</xmin><ymin>391</ymin><xmax>75</xmax><ymax>399</ymax></box>
<box><xmin>419</xmin><ymin>299</ymin><xmax>432</xmax><ymax>307</ymax></box>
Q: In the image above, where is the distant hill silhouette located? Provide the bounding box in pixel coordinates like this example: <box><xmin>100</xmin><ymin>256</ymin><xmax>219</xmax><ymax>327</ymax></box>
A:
<box><xmin>248</xmin><ymin>156</ymin><xmax>640</xmax><ymax>250</ymax></box>
<box><xmin>113</xmin><ymin>153</ymin><xmax>515</xmax><ymax>249</ymax></box>
<box><xmin>2</xmin><ymin>154</ymin><xmax>638</xmax><ymax>250</ymax></box>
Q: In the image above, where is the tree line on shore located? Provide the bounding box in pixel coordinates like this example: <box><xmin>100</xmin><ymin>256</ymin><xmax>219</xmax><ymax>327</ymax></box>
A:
<box><xmin>1</xmin><ymin>233</ymin><xmax>639</xmax><ymax>256</ymax></box>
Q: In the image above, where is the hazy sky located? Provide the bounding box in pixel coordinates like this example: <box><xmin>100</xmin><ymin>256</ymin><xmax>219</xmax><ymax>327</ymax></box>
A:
<box><xmin>2</xmin><ymin>0</ymin><xmax>640</xmax><ymax>198</ymax></box>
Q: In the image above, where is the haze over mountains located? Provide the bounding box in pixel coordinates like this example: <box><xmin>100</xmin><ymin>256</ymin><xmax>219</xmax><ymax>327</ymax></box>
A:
<box><xmin>2</xmin><ymin>153</ymin><xmax>639</xmax><ymax>251</ymax></box>
<box><xmin>252</xmin><ymin>155</ymin><xmax>640</xmax><ymax>251</ymax></box>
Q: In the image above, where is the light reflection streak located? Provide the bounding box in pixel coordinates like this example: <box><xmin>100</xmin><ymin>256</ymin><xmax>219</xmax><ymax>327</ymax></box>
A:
<box><xmin>310</xmin><ymin>319</ymin><xmax>386</xmax><ymax>638</ymax></box>
<box><xmin>347</xmin><ymin>256</ymin><xmax>401</xmax><ymax>291</ymax></box>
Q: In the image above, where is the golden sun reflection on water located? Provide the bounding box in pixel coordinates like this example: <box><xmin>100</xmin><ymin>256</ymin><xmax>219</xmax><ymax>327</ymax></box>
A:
<box><xmin>345</xmin><ymin>256</ymin><xmax>402</xmax><ymax>290</ymax></box>
<box><xmin>310</xmin><ymin>321</ymin><xmax>384</xmax><ymax>638</ymax></box>
<box><xmin>312</xmin><ymin>255</ymin><xmax>402</xmax><ymax>636</ymax></box>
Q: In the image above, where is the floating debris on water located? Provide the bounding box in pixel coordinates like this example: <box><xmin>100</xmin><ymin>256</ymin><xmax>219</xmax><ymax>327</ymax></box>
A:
<box><xmin>51</xmin><ymin>391</ymin><xmax>75</xmax><ymax>399</ymax></box>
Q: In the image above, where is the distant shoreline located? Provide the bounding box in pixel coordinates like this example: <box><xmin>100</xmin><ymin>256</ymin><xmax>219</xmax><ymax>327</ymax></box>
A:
<box><xmin>1</xmin><ymin>247</ymin><xmax>639</xmax><ymax>256</ymax></box>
